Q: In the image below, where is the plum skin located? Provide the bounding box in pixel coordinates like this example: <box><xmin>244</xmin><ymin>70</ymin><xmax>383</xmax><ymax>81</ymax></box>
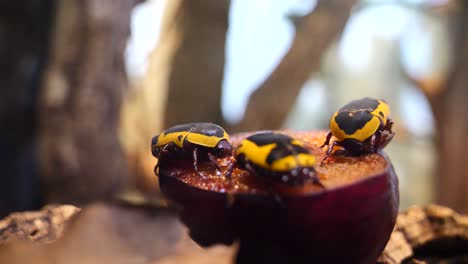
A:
<box><xmin>159</xmin><ymin>153</ymin><xmax>399</xmax><ymax>264</ymax></box>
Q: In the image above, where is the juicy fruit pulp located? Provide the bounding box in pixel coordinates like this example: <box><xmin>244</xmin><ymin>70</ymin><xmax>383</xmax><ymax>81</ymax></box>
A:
<box><xmin>158</xmin><ymin>131</ymin><xmax>399</xmax><ymax>264</ymax></box>
<box><xmin>162</xmin><ymin>131</ymin><xmax>387</xmax><ymax>195</ymax></box>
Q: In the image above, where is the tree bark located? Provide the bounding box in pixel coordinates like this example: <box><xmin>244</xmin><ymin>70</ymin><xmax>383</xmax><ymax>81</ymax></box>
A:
<box><xmin>432</xmin><ymin>2</ymin><xmax>468</xmax><ymax>213</ymax></box>
<box><xmin>0</xmin><ymin>0</ymin><xmax>54</xmax><ymax>218</ymax></box>
<box><xmin>39</xmin><ymin>0</ymin><xmax>139</xmax><ymax>204</ymax></box>
<box><xmin>0</xmin><ymin>205</ymin><xmax>80</xmax><ymax>244</ymax></box>
<box><xmin>153</xmin><ymin>0</ymin><xmax>230</xmax><ymax>129</ymax></box>
<box><xmin>234</xmin><ymin>0</ymin><xmax>356</xmax><ymax>132</ymax></box>
<box><xmin>378</xmin><ymin>205</ymin><xmax>468</xmax><ymax>264</ymax></box>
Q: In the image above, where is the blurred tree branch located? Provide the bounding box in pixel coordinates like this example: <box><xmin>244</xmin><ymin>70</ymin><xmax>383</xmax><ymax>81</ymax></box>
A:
<box><xmin>404</xmin><ymin>0</ymin><xmax>468</xmax><ymax>213</ymax></box>
<box><xmin>150</xmin><ymin>0</ymin><xmax>230</xmax><ymax>129</ymax></box>
<box><xmin>233</xmin><ymin>0</ymin><xmax>357</xmax><ymax>132</ymax></box>
<box><xmin>39</xmin><ymin>0</ymin><xmax>140</xmax><ymax>204</ymax></box>
<box><xmin>431</xmin><ymin>1</ymin><xmax>468</xmax><ymax>213</ymax></box>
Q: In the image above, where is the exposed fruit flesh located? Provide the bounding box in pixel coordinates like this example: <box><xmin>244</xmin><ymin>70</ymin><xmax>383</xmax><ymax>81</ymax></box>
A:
<box><xmin>159</xmin><ymin>130</ymin><xmax>387</xmax><ymax>195</ymax></box>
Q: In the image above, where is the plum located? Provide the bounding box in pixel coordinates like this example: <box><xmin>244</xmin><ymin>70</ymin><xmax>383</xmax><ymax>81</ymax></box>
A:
<box><xmin>157</xmin><ymin>131</ymin><xmax>399</xmax><ymax>264</ymax></box>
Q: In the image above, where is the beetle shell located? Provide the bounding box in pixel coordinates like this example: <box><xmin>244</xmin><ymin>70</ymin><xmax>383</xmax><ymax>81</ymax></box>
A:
<box><xmin>330</xmin><ymin>97</ymin><xmax>390</xmax><ymax>142</ymax></box>
<box><xmin>151</xmin><ymin>122</ymin><xmax>232</xmax><ymax>158</ymax></box>
<box><xmin>322</xmin><ymin>97</ymin><xmax>394</xmax><ymax>159</ymax></box>
<box><xmin>236</xmin><ymin>132</ymin><xmax>319</xmax><ymax>186</ymax></box>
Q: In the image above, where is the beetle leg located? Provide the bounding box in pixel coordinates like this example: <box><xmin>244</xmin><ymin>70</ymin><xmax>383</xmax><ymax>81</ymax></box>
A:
<box><xmin>384</xmin><ymin>118</ymin><xmax>394</xmax><ymax>133</ymax></box>
<box><xmin>154</xmin><ymin>143</ymin><xmax>174</xmax><ymax>175</ymax></box>
<box><xmin>374</xmin><ymin>119</ymin><xmax>395</xmax><ymax>151</ymax></box>
<box><xmin>208</xmin><ymin>153</ymin><xmax>222</xmax><ymax>173</ymax></box>
<box><xmin>320</xmin><ymin>140</ymin><xmax>339</xmax><ymax>165</ymax></box>
<box><xmin>243</xmin><ymin>160</ymin><xmax>257</xmax><ymax>177</ymax></box>
<box><xmin>312</xmin><ymin>173</ymin><xmax>325</xmax><ymax>188</ymax></box>
<box><xmin>154</xmin><ymin>162</ymin><xmax>160</xmax><ymax>176</ymax></box>
<box><xmin>370</xmin><ymin>133</ymin><xmax>379</xmax><ymax>152</ymax></box>
<box><xmin>224</xmin><ymin>159</ymin><xmax>236</xmax><ymax>181</ymax></box>
<box><xmin>379</xmin><ymin>131</ymin><xmax>395</xmax><ymax>150</ymax></box>
<box><xmin>241</xmin><ymin>158</ymin><xmax>285</xmax><ymax>206</ymax></box>
<box><xmin>193</xmin><ymin>148</ymin><xmax>206</xmax><ymax>178</ymax></box>
<box><xmin>319</xmin><ymin>131</ymin><xmax>333</xmax><ymax>148</ymax></box>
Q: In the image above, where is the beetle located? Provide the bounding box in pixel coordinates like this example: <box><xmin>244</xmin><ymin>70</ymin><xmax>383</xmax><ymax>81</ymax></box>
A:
<box><xmin>234</xmin><ymin>132</ymin><xmax>322</xmax><ymax>186</ymax></box>
<box><xmin>151</xmin><ymin>123</ymin><xmax>232</xmax><ymax>177</ymax></box>
<box><xmin>321</xmin><ymin>97</ymin><xmax>395</xmax><ymax>163</ymax></box>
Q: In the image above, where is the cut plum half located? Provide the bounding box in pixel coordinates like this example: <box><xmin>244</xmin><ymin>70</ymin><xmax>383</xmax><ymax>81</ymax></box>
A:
<box><xmin>158</xmin><ymin>131</ymin><xmax>399</xmax><ymax>264</ymax></box>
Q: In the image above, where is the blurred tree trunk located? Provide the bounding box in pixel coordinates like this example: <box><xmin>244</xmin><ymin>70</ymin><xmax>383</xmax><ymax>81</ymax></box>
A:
<box><xmin>39</xmin><ymin>0</ymin><xmax>140</xmax><ymax>204</ymax></box>
<box><xmin>122</xmin><ymin>0</ymin><xmax>230</xmax><ymax>195</ymax></box>
<box><xmin>409</xmin><ymin>1</ymin><xmax>468</xmax><ymax>213</ymax></box>
<box><xmin>430</xmin><ymin>2</ymin><xmax>468</xmax><ymax>213</ymax></box>
<box><xmin>155</xmin><ymin>0</ymin><xmax>230</xmax><ymax>129</ymax></box>
<box><xmin>0</xmin><ymin>1</ymin><xmax>54</xmax><ymax>217</ymax></box>
<box><xmin>235</xmin><ymin>0</ymin><xmax>356</xmax><ymax>132</ymax></box>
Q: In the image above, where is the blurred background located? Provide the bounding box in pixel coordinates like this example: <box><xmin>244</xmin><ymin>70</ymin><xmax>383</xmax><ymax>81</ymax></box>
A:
<box><xmin>1</xmin><ymin>0</ymin><xmax>466</xmax><ymax>219</ymax></box>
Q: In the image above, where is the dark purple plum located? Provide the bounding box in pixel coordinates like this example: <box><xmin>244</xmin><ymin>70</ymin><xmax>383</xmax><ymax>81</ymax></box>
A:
<box><xmin>157</xmin><ymin>131</ymin><xmax>399</xmax><ymax>264</ymax></box>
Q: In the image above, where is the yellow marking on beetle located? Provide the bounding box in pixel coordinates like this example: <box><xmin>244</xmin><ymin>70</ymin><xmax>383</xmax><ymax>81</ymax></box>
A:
<box><xmin>186</xmin><ymin>130</ymin><xmax>229</xmax><ymax>148</ymax></box>
<box><xmin>290</xmin><ymin>139</ymin><xmax>305</xmax><ymax>147</ymax></box>
<box><xmin>154</xmin><ymin>130</ymin><xmax>229</xmax><ymax>149</ymax></box>
<box><xmin>236</xmin><ymin>140</ymin><xmax>277</xmax><ymax>168</ymax></box>
<box><xmin>330</xmin><ymin>99</ymin><xmax>391</xmax><ymax>142</ymax></box>
<box><xmin>236</xmin><ymin>139</ymin><xmax>316</xmax><ymax>171</ymax></box>
<box><xmin>330</xmin><ymin>112</ymin><xmax>382</xmax><ymax>142</ymax></box>
<box><xmin>154</xmin><ymin>131</ymin><xmax>188</xmax><ymax>148</ymax></box>
<box><xmin>370</xmin><ymin>99</ymin><xmax>390</xmax><ymax>124</ymax></box>
<box><xmin>271</xmin><ymin>153</ymin><xmax>316</xmax><ymax>171</ymax></box>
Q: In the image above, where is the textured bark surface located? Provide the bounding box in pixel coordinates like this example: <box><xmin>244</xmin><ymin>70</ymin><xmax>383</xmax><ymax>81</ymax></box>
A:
<box><xmin>1</xmin><ymin>204</ymin><xmax>468</xmax><ymax>263</ymax></box>
<box><xmin>0</xmin><ymin>0</ymin><xmax>54</xmax><ymax>218</ymax></box>
<box><xmin>378</xmin><ymin>205</ymin><xmax>468</xmax><ymax>264</ymax></box>
<box><xmin>0</xmin><ymin>205</ymin><xmax>80</xmax><ymax>244</ymax></box>
<box><xmin>0</xmin><ymin>203</ymin><xmax>233</xmax><ymax>264</ymax></box>
<box><xmin>155</xmin><ymin>0</ymin><xmax>230</xmax><ymax>129</ymax></box>
<box><xmin>235</xmin><ymin>0</ymin><xmax>356</xmax><ymax>132</ymax></box>
<box><xmin>39</xmin><ymin>0</ymin><xmax>140</xmax><ymax>204</ymax></box>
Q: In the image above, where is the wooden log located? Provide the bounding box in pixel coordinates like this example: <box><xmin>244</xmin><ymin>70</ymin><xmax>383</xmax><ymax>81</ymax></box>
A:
<box><xmin>0</xmin><ymin>205</ymin><xmax>80</xmax><ymax>244</ymax></box>
<box><xmin>2</xmin><ymin>204</ymin><xmax>468</xmax><ymax>263</ymax></box>
<box><xmin>378</xmin><ymin>204</ymin><xmax>468</xmax><ymax>264</ymax></box>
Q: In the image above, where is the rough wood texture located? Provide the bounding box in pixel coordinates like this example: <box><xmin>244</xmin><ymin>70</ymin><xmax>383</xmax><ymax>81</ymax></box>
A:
<box><xmin>0</xmin><ymin>0</ymin><xmax>54</xmax><ymax>218</ymax></box>
<box><xmin>0</xmin><ymin>205</ymin><xmax>80</xmax><ymax>244</ymax></box>
<box><xmin>2</xmin><ymin>204</ymin><xmax>468</xmax><ymax>263</ymax></box>
<box><xmin>0</xmin><ymin>203</ymin><xmax>233</xmax><ymax>264</ymax></box>
<box><xmin>378</xmin><ymin>205</ymin><xmax>468</xmax><ymax>264</ymax></box>
<box><xmin>235</xmin><ymin>0</ymin><xmax>356</xmax><ymax>131</ymax></box>
<box><xmin>38</xmin><ymin>0</ymin><xmax>140</xmax><ymax>204</ymax></box>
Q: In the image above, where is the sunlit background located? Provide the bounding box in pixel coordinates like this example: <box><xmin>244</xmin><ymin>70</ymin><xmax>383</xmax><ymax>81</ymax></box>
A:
<box><xmin>2</xmin><ymin>0</ymin><xmax>468</xmax><ymax>262</ymax></box>
<box><xmin>125</xmin><ymin>0</ymin><xmax>452</xmax><ymax>208</ymax></box>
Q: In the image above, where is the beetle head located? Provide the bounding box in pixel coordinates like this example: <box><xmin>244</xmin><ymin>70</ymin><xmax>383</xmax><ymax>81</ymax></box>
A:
<box><xmin>214</xmin><ymin>139</ymin><xmax>233</xmax><ymax>157</ymax></box>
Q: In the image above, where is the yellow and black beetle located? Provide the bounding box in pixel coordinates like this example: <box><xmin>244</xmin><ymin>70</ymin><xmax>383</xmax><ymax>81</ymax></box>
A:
<box><xmin>234</xmin><ymin>132</ymin><xmax>322</xmax><ymax>186</ymax></box>
<box><xmin>151</xmin><ymin>123</ymin><xmax>232</xmax><ymax>176</ymax></box>
<box><xmin>321</xmin><ymin>97</ymin><xmax>394</xmax><ymax>163</ymax></box>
